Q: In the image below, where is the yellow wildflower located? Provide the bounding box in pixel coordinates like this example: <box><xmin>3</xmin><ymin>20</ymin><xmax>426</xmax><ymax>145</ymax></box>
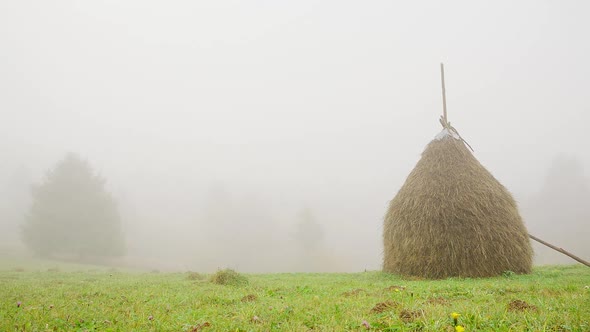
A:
<box><xmin>451</xmin><ymin>312</ymin><xmax>461</xmax><ymax>319</ymax></box>
<box><xmin>455</xmin><ymin>325</ymin><xmax>465</xmax><ymax>332</ymax></box>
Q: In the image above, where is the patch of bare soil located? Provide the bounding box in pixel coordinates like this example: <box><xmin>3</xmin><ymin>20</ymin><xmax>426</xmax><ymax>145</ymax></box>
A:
<box><xmin>370</xmin><ymin>300</ymin><xmax>399</xmax><ymax>313</ymax></box>
<box><xmin>508</xmin><ymin>300</ymin><xmax>537</xmax><ymax>312</ymax></box>
<box><xmin>241</xmin><ymin>294</ymin><xmax>258</xmax><ymax>302</ymax></box>
<box><xmin>399</xmin><ymin>309</ymin><xmax>423</xmax><ymax>323</ymax></box>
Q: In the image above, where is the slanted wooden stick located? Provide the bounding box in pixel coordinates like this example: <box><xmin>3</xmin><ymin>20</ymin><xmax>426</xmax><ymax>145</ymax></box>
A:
<box><xmin>440</xmin><ymin>63</ymin><xmax>448</xmax><ymax>125</ymax></box>
<box><xmin>529</xmin><ymin>234</ymin><xmax>590</xmax><ymax>267</ymax></box>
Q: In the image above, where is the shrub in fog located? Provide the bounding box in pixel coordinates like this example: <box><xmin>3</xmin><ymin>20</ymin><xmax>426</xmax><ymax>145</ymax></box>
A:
<box><xmin>210</xmin><ymin>269</ymin><xmax>248</xmax><ymax>286</ymax></box>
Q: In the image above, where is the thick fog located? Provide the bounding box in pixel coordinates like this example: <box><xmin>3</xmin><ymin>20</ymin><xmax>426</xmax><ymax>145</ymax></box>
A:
<box><xmin>1</xmin><ymin>1</ymin><xmax>589</xmax><ymax>272</ymax></box>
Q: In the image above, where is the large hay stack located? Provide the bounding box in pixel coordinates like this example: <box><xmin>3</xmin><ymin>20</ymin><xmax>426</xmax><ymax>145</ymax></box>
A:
<box><xmin>383</xmin><ymin>129</ymin><xmax>533</xmax><ymax>278</ymax></box>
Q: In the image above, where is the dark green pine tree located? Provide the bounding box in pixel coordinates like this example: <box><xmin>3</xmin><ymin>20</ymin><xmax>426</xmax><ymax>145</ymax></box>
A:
<box><xmin>22</xmin><ymin>153</ymin><xmax>125</xmax><ymax>258</ymax></box>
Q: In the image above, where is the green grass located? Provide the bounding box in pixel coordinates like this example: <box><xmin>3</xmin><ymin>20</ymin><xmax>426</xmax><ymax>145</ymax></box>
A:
<box><xmin>0</xmin><ymin>263</ymin><xmax>588</xmax><ymax>331</ymax></box>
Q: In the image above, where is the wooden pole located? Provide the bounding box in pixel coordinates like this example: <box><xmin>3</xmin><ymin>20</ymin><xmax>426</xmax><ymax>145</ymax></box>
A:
<box><xmin>440</xmin><ymin>63</ymin><xmax>448</xmax><ymax>125</ymax></box>
<box><xmin>529</xmin><ymin>234</ymin><xmax>590</xmax><ymax>267</ymax></box>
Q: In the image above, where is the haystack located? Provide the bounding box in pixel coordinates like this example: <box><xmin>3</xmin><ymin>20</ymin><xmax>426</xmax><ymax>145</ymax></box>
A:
<box><xmin>383</xmin><ymin>129</ymin><xmax>533</xmax><ymax>278</ymax></box>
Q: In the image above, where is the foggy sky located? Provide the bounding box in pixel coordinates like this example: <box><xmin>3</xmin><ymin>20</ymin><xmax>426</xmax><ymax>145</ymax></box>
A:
<box><xmin>1</xmin><ymin>1</ymin><xmax>589</xmax><ymax>271</ymax></box>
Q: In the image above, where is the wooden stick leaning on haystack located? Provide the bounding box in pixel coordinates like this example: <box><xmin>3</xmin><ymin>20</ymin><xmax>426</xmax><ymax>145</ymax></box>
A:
<box><xmin>528</xmin><ymin>234</ymin><xmax>590</xmax><ymax>267</ymax></box>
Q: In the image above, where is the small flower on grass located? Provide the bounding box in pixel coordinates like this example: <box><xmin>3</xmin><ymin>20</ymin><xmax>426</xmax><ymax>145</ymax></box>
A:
<box><xmin>252</xmin><ymin>316</ymin><xmax>261</xmax><ymax>323</ymax></box>
<box><xmin>148</xmin><ymin>315</ymin><xmax>154</xmax><ymax>321</ymax></box>
<box><xmin>17</xmin><ymin>301</ymin><xmax>22</xmax><ymax>308</ymax></box>
<box><xmin>455</xmin><ymin>325</ymin><xmax>465</xmax><ymax>332</ymax></box>
<box><xmin>451</xmin><ymin>312</ymin><xmax>460</xmax><ymax>325</ymax></box>
<box><xmin>361</xmin><ymin>320</ymin><xmax>370</xmax><ymax>329</ymax></box>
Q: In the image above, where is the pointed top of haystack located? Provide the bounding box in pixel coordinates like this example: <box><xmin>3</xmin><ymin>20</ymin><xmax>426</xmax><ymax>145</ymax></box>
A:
<box><xmin>434</xmin><ymin>128</ymin><xmax>460</xmax><ymax>141</ymax></box>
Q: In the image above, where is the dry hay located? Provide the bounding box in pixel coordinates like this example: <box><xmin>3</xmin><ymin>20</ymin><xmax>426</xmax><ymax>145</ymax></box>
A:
<box><xmin>241</xmin><ymin>294</ymin><xmax>258</xmax><ymax>302</ymax></box>
<box><xmin>383</xmin><ymin>133</ymin><xmax>533</xmax><ymax>278</ymax></box>
<box><xmin>370</xmin><ymin>300</ymin><xmax>400</xmax><ymax>313</ymax></box>
<box><xmin>399</xmin><ymin>309</ymin><xmax>423</xmax><ymax>323</ymax></box>
<box><xmin>508</xmin><ymin>299</ymin><xmax>537</xmax><ymax>312</ymax></box>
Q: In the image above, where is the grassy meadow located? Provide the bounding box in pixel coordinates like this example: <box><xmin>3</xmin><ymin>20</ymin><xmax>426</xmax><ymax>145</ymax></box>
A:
<box><xmin>0</xmin><ymin>259</ymin><xmax>589</xmax><ymax>331</ymax></box>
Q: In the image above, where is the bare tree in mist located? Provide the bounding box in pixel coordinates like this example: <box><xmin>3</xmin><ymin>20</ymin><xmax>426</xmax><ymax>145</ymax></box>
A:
<box><xmin>525</xmin><ymin>155</ymin><xmax>590</xmax><ymax>264</ymax></box>
<box><xmin>21</xmin><ymin>153</ymin><xmax>125</xmax><ymax>259</ymax></box>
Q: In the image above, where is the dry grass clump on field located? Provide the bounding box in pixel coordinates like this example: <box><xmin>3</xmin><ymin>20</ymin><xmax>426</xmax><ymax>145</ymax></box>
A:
<box><xmin>210</xmin><ymin>269</ymin><xmax>248</xmax><ymax>286</ymax></box>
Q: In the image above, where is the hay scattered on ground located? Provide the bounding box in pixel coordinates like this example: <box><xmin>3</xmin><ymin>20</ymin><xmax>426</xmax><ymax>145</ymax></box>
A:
<box><xmin>383</xmin><ymin>134</ymin><xmax>533</xmax><ymax>278</ymax></box>
<box><xmin>399</xmin><ymin>309</ymin><xmax>423</xmax><ymax>323</ymax></box>
<box><xmin>370</xmin><ymin>301</ymin><xmax>399</xmax><ymax>313</ymax></box>
<box><xmin>241</xmin><ymin>294</ymin><xmax>258</xmax><ymax>302</ymax></box>
<box><xmin>508</xmin><ymin>299</ymin><xmax>537</xmax><ymax>312</ymax></box>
